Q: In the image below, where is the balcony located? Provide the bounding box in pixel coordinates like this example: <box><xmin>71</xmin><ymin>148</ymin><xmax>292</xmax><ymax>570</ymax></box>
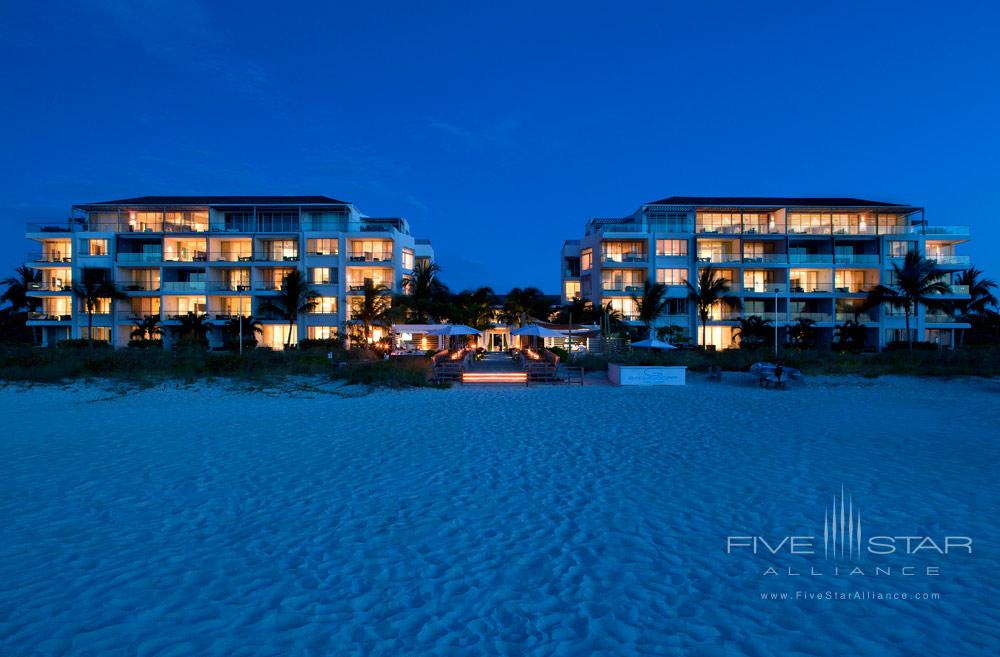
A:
<box><xmin>878</xmin><ymin>225</ymin><xmax>918</xmax><ymax>235</ymax></box>
<box><xmin>601</xmin><ymin>254</ymin><xmax>647</xmax><ymax>265</ymax></box>
<box><xmin>208</xmin><ymin>251</ymin><xmax>255</xmax><ymax>263</ymax></box>
<box><xmin>787</xmin><ymin>226</ymin><xmax>831</xmax><ymax>236</ymax></box>
<box><xmin>27</xmin><ymin>251</ymin><xmax>73</xmax><ymax>264</ymax></box>
<box><xmin>28</xmin><ymin>282</ymin><xmax>73</xmax><ymax>292</ymax></box>
<box><xmin>923</xmin><ymin>225</ymin><xmax>970</xmax><ymax>237</ymax></box>
<box><xmin>207</xmin><ymin>282</ymin><xmax>252</xmax><ymax>292</ymax></box>
<box><xmin>163</xmin><ymin>252</ymin><xmax>208</xmax><ymax>263</ymax></box>
<box><xmin>834</xmin><ymin>254</ymin><xmax>880</xmax><ymax>265</ymax></box>
<box><xmin>254</xmin><ymin>252</ymin><xmax>300</xmax><ymax>263</ymax></box>
<box><xmin>835</xmin><ymin>312</ymin><xmax>876</xmax><ymax>323</ymax></box>
<box><xmin>26</xmin><ymin>221</ymin><xmax>78</xmax><ymax>234</ymax></box>
<box><xmin>696</xmin><ymin>254</ymin><xmax>742</xmax><ymax>264</ymax></box>
<box><xmin>119</xmin><ymin>281</ymin><xmax>161</xmax><ymax>292</ymax></box>
<box><xmin>924</xmin><ymin>312</ymin><xmax>958</xmax><ymax>323</ymax></box>
<box><xmin>787</xmin><ymin>254</ymin><xmax>833</xmax><ymax>265</ymax></box>
<box><xmin>930</xmin><ymin>284</ymin><xmax>970</xmax><ymax>296</ymax></box>
<box><xmin>696</xmin><ymin>224</ymin><xmax>741</xmax><ymax>235</ymax></box>
<box><xmin>27</xmin><ymin>311</ymin><xmax>72</xmax><ymax>321</ymax></box>
<box><xmin>116</xmin><ymin>310</ymin><xmax>161</xmax><ymax>322</ymax></box>
<box><xmin>742</xmin><ymin>284</ymin><xmax>784</xmax><ymax>294</ymax></box>
<box><xmin>790</xmin><ymin>312</ymin><xmax>833</xmax><ymax>322</ymax></box>
<box><xmin>161</xmin><ymin>281</ymin><xmax>207</xmax><ymax>293</ymax></box>
<box><xmin>602</xmin><ymin>284</ymin><xmax>645</xmax><ymax>293</ymax></box>
<box><xmin>347</xmin><ymin>252</ymin><xmax>393</xmax><ymax>263</ymax></box>
<box><xmin>118</xmin><ymin>252</ymin><xmax>163</xmax><ymax>264</ymax></box>
<box><xmin>742</xmin><ymin>254</ymin><xmax>787</xmax><ymax>265</ymax></box>
<box><xmin>927</xmin><ymin>255</ymin><xmax>970</xmax><ymax>266</ymax></box>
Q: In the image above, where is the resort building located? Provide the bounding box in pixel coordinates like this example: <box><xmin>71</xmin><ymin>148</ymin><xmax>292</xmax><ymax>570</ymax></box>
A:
<box><xmin>25</xmin><ymin>196</ymin><xmax>434</xmax><ymax>349</ymax></box>
<box><xmin>561</xmin><ymin>196</ymin><xmax>972</xmax><ymax>349</ymax></box>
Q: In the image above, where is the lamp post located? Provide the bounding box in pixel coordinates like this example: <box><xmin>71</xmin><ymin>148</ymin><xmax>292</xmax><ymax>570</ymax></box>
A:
<box><xmin>238</xmin><ymin>286</ymin><xmax>244</xmax><ymax>355</ymax></box>
<box><xmin>774</xmin><ymin>286</ymin><xmax>779</xmax><ymax>359</ymax></box>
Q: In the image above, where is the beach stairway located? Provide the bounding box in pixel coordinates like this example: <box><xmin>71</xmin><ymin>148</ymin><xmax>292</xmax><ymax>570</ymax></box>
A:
<box><xmin>461</xmin><ymin>352</ymin><xmax>529</xmax><ymax>385</ymax></box>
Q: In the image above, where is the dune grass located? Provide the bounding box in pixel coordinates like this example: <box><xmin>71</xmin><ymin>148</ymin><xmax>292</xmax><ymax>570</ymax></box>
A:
<box><xmin>0</xmin><ymin>345</ymin><xmax>443</xmax><ymax>388</ymax></box>
<box><xmin>571</xmin><ymin>345</ymin><xmax>1000</xmax><ymax>377</ymax></box>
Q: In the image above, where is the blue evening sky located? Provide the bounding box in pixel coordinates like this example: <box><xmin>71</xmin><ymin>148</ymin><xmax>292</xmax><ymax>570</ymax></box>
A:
<box><xmin>1</xmin><ymin>1</ymin><xmax>997</xmax><ymax>293</ymax></box>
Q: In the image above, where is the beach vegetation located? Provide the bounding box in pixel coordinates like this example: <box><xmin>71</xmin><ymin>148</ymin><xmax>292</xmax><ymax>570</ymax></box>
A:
<box><xmin>685</xmin><ymin>266</ymin><xmax>741</xmax><ymax>348</ymax></box>
<box><xmin>864</xmin><ymin>251</ymin><xmax>949</xmax><ymax>352</ymax></box>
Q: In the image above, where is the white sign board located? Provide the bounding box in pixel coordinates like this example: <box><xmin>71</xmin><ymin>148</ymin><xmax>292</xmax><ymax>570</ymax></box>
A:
<box><xmin>608</xmin><ymin>364</ymin><xmax>687</xmax><ymax>386</ymax></box>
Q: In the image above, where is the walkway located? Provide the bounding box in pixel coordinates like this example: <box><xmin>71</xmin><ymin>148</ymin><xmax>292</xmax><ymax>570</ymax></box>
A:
<box><xmin>461</xmin><ymin>352</ymin><xmax>528</xmax><ymax>384</ymax></box>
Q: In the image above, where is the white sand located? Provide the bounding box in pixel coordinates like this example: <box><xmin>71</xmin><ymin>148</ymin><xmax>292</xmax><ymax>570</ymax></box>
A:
<box><xmin>0</xmin><ymin>376</ymin><xmax>998</xmax><ymax>656</ymax></box>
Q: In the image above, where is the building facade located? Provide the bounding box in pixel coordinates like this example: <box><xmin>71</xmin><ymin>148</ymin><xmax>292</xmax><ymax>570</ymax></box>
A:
<box><xmin>26</xmin><ymin>195</ymin><xmax>434</xmax><ymax>349</ymax></box>
<box><xmin>561</xmin><ymin>196</ymin><xmax>972</xmax><ymax>349</ymax></box>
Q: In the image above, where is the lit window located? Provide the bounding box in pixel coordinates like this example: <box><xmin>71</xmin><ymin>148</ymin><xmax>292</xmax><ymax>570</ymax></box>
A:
<box><xmin>581</xmin><ymin>248</ymin><xmax>593</xmax><ymax>270</ymax></box>
<box><xmin>656</xmin><ymin>268</ymin><xmax>687</xmax><ymax>285</ymax></box>
<box><xmin>656</xmin><ymin>239</ymin><xmax>688</xmax><ymax>256</ymax></box>
<box><xmin>308</xmin><ymin>326</ymin><xmax>338</xmax><ymax>340</ymax></box>
<box><xmin>307</xmin><ymin>238</ymin><xmax>338</xmax><ymax>256</ymax></box>
<box><xmin>402</xmin><ymin>248</ymin><xmax>415</xmax><ymax>270</ymax></box>
<box><xmin>564</xmin><ymin>280</ymin><xmax>581</xmax><ymax>301</ymax></box>
<box><xmin>86</xmin><ymin>239</ymin><xmax>109</xmax><ymax>256</ymax></box>
<box><xmin>313</xmin><ymin>297</ymin><xmax>337</xmax><ymax>313</ymax></box>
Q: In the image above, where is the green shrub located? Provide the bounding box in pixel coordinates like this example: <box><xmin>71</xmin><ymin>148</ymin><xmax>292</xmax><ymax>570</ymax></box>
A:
<box><xmin>57</xmin><ymin>338</ymin><xmax>111</xmax><ymax>349</ymax></box>
<box><xmin>128</xmin><ymin>339</ymin><xmax>163</xmax><ymax>349</ymax></box>
<box><xmin>547</xmin><ymin>346</ymin><xmax>569</xmax><ymax>361</ymax></box>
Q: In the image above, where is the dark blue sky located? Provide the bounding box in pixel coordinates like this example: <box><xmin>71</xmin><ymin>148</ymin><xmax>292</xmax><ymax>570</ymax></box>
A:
<box><xmin>2</xmin><ymin>1</ymin><xmax>997</xmax><ymax>293</ymax></box>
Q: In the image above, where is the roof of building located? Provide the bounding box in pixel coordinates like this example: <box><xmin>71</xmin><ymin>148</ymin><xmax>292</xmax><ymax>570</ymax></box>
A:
<box><xmin>79</xmin><ymin>195</ymin><xmax>349</xmax><ymax>206</ymax></box>
<box><xmin>646</xmin><ymin>196</ymin><xmax>909</xmax><ymax>208</ymax></box>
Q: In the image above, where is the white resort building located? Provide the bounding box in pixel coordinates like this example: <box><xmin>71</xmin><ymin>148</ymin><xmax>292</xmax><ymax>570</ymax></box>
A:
<box><xmin>561</xmin><ymin>196</ymin><xmax>973</xmax><ymax>350</ymax></box>
<box><xmin>25</xmin><ymin>195</ymin><xmax>434</xmax><ymax>349</ymax></box>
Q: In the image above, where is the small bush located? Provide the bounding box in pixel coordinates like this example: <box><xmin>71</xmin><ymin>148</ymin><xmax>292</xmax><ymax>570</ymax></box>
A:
<box><xmin>128</xmin><ymin>339</ymin><xmax>163</xmax><ymax>349</ymax></box>
<box><xmin>57</xmin><ymin>338</ymin><xmax>111</xmax><ymax>349</ymax></box>
<box><xmin>548</xmin><ymin>346</ymin><xmax>569</xmax><ymax>361</ymax></box>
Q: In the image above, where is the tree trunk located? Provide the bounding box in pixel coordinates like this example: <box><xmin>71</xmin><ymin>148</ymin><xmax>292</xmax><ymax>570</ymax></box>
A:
<box><xmin>286</xmin><ymin>316</ymin><xmax>294</xmax><ymax>349</ymax></box>
<box><xmin>87</xmin><ymin>306</ymin><xmax>94</xmax><ymax>349</ymax></box>
<box><xmin>905</xmin><ymin>309</ymin><xmax>912</xmax><ymax>352</ymax></box>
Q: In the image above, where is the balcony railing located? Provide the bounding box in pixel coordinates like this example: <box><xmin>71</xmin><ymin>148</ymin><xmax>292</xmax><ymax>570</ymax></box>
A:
<box><xmin>27</xmin><ymin>221</ymin><xmax>79</xmax><ymax>233</ymax></box>
<box><xmin>834</xmin><ymin>254</ymin><xmax>880</xmax><ymax>265</ymax></box>
<box><xmin>787</xmin><ymin>226</ymin><xmax>831</xmax><ymax>235</ymax></box>
<box><xmin>696</xmin><ymin>225</ymin><xmax>741</xmax><ymax>234</ymax></box>
<box><xmin>207</xmin><ymin>282</ymin><xmax>252</xmax><ymax>292</ymax></box>
<box><xmin>28</xmin><ymin>282</ymin><xmax>73</xmax><ymax>292</ymax></box>
<box><xmin>27</xmin><ymin>252</ymin><xmax>73</xmax><ymax>264</ymax></box>
<box><xmin>696</xmin><ymin>254</ymin><xmax>741</xmax><ymax>264</ymax></box>
<box><xmin>925</xmin><ymin>313</ymin><xmax>958</xmax><ymax>323</ymax></box>
<box><xmin>787</xmin><ymin>254</ymin><xmax>833</xmax><ymax>264</ymax></box>
<box><xmin>790</xmin><ymin>312</ymin><xmax>833</xmax><ymax>322</ymax></box>
<box><xmin>116</xmin><ymin>311</ymin><xmax>161</xmax><ymax>322</ymax></box>
<box><xmin>253</xmin><ymin>252</ymin><xmax>300</xmax><ymax>262</ymax></box>
<box><xmin>27</xmin><ymin>311</ymin><xmax>72</xmax><ymax>321</ymax></box>
<box><xmin>706</xmin><ymin>311</ymin><xmax>741</xmax><ymax>321</ymax></box>
<box><xmin>929</xmin><ymin>284</ymin><xmax>970</xmax><ymax>295</ymax></box>
<box><xmin>878</xmin><ymin>225</ymin><xmax>918</xmax><ymax>235</ymax></box>
<box><xmin>207</xmin><ymin>251</ymin><xmax>255</xmax><ymax>263</ymax></box>
<box><xmin>927</xmin><ymin>255</ymin><xmax>970</xmax><ymax>266</ymax></box>
<box><xmin>163</xmin><ymin>252</ymin><xmax>208</xmax><ymax>263</ymax></box>
<box><xmin>601</xmin><ymin>284</ymin><xmax>645</xmax><ymax>293</ymax></box>
<box><xmin>923</xmin><ymin>225</ymin><xmax>970</xmax><ymax>237</ymax></box>
<box><xmin>347</xmin><ymin>252</ymin><xmax>393</xmax><ymax>263</ymax></box>
<box><xmin>161</xmin><ymin>281</ymin><xmax>207</xmax><ymax>292</ymax></box>
<box><xmin>835</xmin><ymin>312</ymin><xmax>876</xmax><ymax>323</ymax></box>
<box><xmin>742</xmin><ymin>254</ymin><xmax>787</xmax><ymax>265</ymax></box>
<box><xmin>119</xmin><ymin>281</ymin><xmax>161</xmax><ymax>292</ymax></box>
<box><xmin>118</xmin><ymin>253</ymin><xmax>164</xmax><ymax>264</ymax></box>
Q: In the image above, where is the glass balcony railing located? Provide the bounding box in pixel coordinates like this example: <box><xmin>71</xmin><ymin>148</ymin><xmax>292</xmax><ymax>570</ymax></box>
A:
<box><xmin>835</xmin><ymin>312</ymin><xmax>876</xmax><ymax>323</ymax></box>
<box><xmin>601</xmin><ymin>284</ymin><xmax>645</xmax><ymax>293</ymax></box>
<box><xmin>253</xmin><ymin>252</ymin><xmax>299</xmax><ymax>262</ymax></box>
<box><xmin>27</xmin><ymin>251</ymin><xmax>73</xmax><ymax>263</ymax></box>
<box><xmin>118</xmin><ymin>252</ymin><xmax>163</xmax><ymax>264</ymax></box>
<box><xmin>207</xmin><ymin>282</ymin><xmax>252</xmax><ymax>292</ymax></box>
<box><xmin>742</xmin><ymin>254</ymin><xmax>787</xmax><ymax>264</ymax></box>
<box><xmin>923</xmin><ymin>225</ymin><xmax>970</xmax><ymax>237</ymax></box>
<box><xmin>790</xmin><ymin>312</ymin><xmax>833</xmax><ymax>322</ymax></box>
<box><xmin>116</xmin><ymin>310</ymin><xmax>161</xmax><ymax>322</ymax></box>
<box><xmin>696</xmin><ymin>254</ymin><xmax>741</xmax><ymax>264</ymax></box>
<box><xmin>28</xmin><ymin>282</ymin><xmax>73</xmax><ymax>292</ymax></box>
<box><xmin>787</xmin><ymin>254</ymin><xmax>833</xmax><ymax>264</ymax></box>
<box><xmin>26</xmin><ymin>222</ymin><xmax>78</xmax><ymax>233</ymax></box>
<box><xmin>878</xmin><ymin>225</ymin><xmax>918</xmax><ymax>235</ymax></box>
<box><xmin>787</xmin><ymin>225</ymin><xmax>831</xmax><ymax>235</ymax></box>
<box><xmin>601</xmin><ymin>253</ymin><xmax>648</xmax><ymax>264</ymax></box>
<box><xmin>28</xmin><ymin>311</ymin><xmax>73</xmax><ymax>321</ymax></box>
<box><xmin>163</xmin><ymin>252</ymin><xmax>208</xmax><ymax>263</ymax></box>
<box><xmin>927</xmin><ymin>255</ymin><xmax>970</xmax><ymax>266</ymax></box>
<box><xmin>742</xmin><ymin>284</ymin><xmax>784</xmax><ymax>294</ymax></box>
<box><xmin>207</xmin><ymin>251</ymin><xmax>255</xmax><ymax>263</ymax></box>
<box><xmin>834</xmin><ymin>254</ymin><xmax>880</xmax><ymax>265</ymax></box>
<box><xmin>925</xmin><ymin>313</ymin><xmax>958</xmax><ymax>323</ymax></box>
<box><xmin>118</xmin><ymin>281</ymin><xmax>161</xmax><ymax>292</ymax></box>
<box><xmin>347</xmin><ymin>252</ymin><xmax>393</xmax><ymax>263</ymax></box>
<box><xmin>160</xmin><ymin>281</ymin><xmax>207</xmax><ymax>292</ymax></box>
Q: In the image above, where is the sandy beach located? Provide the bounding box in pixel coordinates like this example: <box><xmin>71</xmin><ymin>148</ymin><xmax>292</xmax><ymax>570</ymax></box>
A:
<box><xmin>1</xmin><ymin>375</ymin><xmax>998</xmax><ymax>656</ymax></box>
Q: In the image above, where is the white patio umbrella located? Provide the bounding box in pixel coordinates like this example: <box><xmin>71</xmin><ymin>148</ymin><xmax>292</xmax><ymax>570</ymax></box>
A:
<box><xmin>427</xmin><ymin>324</ymin><xmax>481</xmax><ymax>350</ymax></box>
<box><xmin>427</xmin><ymin>324</ymin><xmax>481</xmax><ymax>336</ymax></box>
<box><xmin>510</xmin><ymin>324</ymin><xmax>566</xmax><ymax>338</ymax></box>
<box><xmin>631</xmin><ymin>337</ymin><xmax>678</xmax><ymax>350</ymax></box>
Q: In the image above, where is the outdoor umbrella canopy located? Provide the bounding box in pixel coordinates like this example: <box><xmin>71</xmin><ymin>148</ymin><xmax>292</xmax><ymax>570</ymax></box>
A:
<box><xmin>510</xmin><ymin>324</ymin><xmax>565</xmax><ymax>338</ymax></box>
<box><xmin>631</xmin><ymin>338</ymin><xmax>677</xmax><ymax>350</ymax></box>
<box><xmin>427</xmin><ymin>324</ymin><xmax>481</xmax><ymax>336</ymax></box>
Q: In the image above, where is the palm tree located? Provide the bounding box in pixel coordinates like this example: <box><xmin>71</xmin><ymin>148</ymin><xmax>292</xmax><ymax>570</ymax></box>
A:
<box><xmin>449</xmin><ymin>287</ymin><xmax>496</xmax><ymax>332</ymax></box>
<box><xmin>175</xmin><ymin>311</ymin><xmax>210</xmax><ymax>344</ymax></box>
<box><xmin>259</xmin><ymin>270</ymin><xmax>317</xmax><ymax>348</ymax></box>
<box><xmin>599</xmin><ymin>301</ymin><xmax>623</xmax><ymax>338</ymax></box>
<box><xmin>734</xmin><ymin>315</ymin><xmax>772</xmax><ymax>349</ymax></box>
<box><xmin>631</xmin><ymin>280</ymin><xmax>669</xmax><ymax>339</ymax></box>
<box><xmin>224</xmin><ymin>315</ymin><xmax>262</xmax><ymax>349</ymax></box>
<box><xmin>2</xmin><ymin>265</ymin><xmax>43</xmax><ymax>345</ymax></box>
<box><xmin>834</xmin><ymin>317</ymin><xmax>866</xmax><ymax>351</ymax></box>
<box><xmin>1</xmin><ymin>265</ymin><xmax>42</xmax><ymax>312</ymax></box>
<box><xmin>130</xmin><ymin>315</ymin><xmax>161</xmax><ymax>341</ymax></box>
<box><xmin>398</xmin><ymin>262</ymin><xmax>449</xmax><ymax>322</ymax></box>
<box><xmin>685</xmin><ymin>266</ymin><xmax>741</xmax><ymax>348</ymax></box>
<box><xmin>502</xmin><ymin>287</ymin><xmax>548</xmax><ymax>327</ymax></box>
<box><xmin>865</xmin><ymin>251</ymin><xmax>949</xmax><ymax>351</ymax></box>
<box><xmin>954</xmin><ymin>267</ymin><xmax>998</xmax><ymax>316</ymax></box>
<box><xmin>788</xmin><ymin>317</ymin><xmax>818</xmax><ymax>348</ymax></box>
<box><xmin>350</xmin><ymin>280</ymin><xmax>392</xmax><ymax>347</ymax></box>
<box><xmin>73</xmin><ymin>268</ymin><xmax>125</xmax><ymax>347</ymax></box>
